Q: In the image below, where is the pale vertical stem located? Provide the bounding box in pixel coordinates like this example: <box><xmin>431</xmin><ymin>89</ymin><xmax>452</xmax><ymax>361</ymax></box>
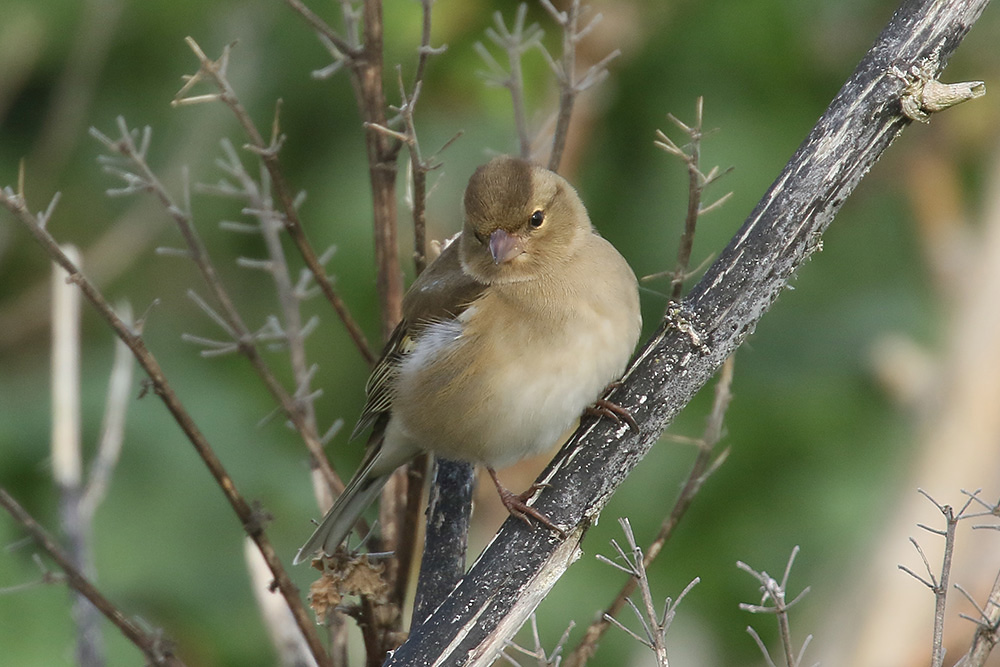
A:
<box><xmin>52</xmin><ymin>244</ymin><xmax>105</xmax><ymax>666</ymax></box>
<box><xmin>52</xmin><ymin>245</ymin><xmax>82</xmax><ymax>491</ymax></box>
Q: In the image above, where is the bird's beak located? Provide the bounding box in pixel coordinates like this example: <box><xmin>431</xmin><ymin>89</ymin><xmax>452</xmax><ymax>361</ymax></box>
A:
<box><xmin>489</xmin><ymin>228</ymin><xmax>524</xmax><ymax>264</ymax></box>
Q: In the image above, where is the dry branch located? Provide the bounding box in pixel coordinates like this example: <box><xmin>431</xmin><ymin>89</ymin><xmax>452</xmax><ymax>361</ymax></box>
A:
<box><xmin>0</xmin><ymin>488</ymin><xmax>184</xmax><ymax>667</ymax></box>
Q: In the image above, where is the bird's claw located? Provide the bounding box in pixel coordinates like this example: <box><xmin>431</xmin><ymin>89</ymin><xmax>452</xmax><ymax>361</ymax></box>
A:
<box><xmin>488</xmin><ymin>468</ymin><xmax>565</xmax><ymax>538</ymax></box>
<box><xmin>587</xmin><ymin>397</ymin><xmax>638</xmax><ymax>430</ymax></box>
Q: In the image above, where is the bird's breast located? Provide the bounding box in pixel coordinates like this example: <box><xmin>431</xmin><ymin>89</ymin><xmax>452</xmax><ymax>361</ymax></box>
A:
<box><xmin>392</xmin><ymin>275</ymin><xmax>639</xmax><ymax>468</ymax></box>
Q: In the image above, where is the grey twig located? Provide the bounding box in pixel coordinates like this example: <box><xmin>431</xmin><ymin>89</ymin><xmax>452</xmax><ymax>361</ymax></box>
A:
<box><xmin>646</xmin><ymin>98</ymin><xmax>734</xmax><ymax>299</ymax></box>
<box><xmin>954</xmin><ymin>570</ymin><xmax>1000</xmax><ymax>667</ymax></box>
<box><xmin>537</xmin><ymin>0</ymin><xmax>619</xmax><ymax>172</ymax></box>
<box><xmin>79</xmin><ymin>300</ymin><xmax>135</xmax><ymax>520</ymax></box>
<box><xmin>738</xmin><ymin>546</ymin><xmax>813</xmax><ymax>667</ymax></box>
<box><xmin>199</xmin><ymin>136</ymin><xmax>338</xmax><ymax>512</ymax></box>
<box><xmin>594</xmin><ymin>518</ymin><xmax>699</xmax><ymax>666</ymax></box>
<box><xmin>500</xmin><ymin>615</ymin><xmax>574</xmax><ymax>667</ymax></box>
<box><xmin>92</xmin><ymin>117</ymin><xmax>346</xmax><ymax>508</ymax></box>
<box><xmin>475</xmin><ymin>5</ymin><xmax>545</xmax><ymax>158</ymax></box>
<box><xmin>902</xmin><ymin>490</ymin><xmax>1000</xmax><ymax>667</ymax></box>
<box><xmin>172</xmin><ymin>37</ymin><xmax>376</xmax><ymax>363</ymax></box>
<box><xmin>900</xmin><ymin>490</ymin><xmax>960</xmax><ymax>667</ymax></box>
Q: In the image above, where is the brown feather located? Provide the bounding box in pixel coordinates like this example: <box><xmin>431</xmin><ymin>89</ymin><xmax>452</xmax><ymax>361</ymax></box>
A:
<box><xmin>351</xmin><ymin>240</ymin><xmax>488</xmax><ymax>440</ymax></box>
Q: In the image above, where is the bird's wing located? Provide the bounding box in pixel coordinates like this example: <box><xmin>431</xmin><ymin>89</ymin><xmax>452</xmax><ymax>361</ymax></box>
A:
<box><xmin>350</xmin><ymin>238</ymin><xmax>487</xmax><ymax>439</ymax></box>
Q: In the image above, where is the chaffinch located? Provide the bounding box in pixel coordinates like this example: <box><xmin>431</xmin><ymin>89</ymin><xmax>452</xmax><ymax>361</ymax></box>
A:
<box><xmin>295</xmin><ymin>155</ymin><xmax>641</xmax><ymax>563</ymax></box>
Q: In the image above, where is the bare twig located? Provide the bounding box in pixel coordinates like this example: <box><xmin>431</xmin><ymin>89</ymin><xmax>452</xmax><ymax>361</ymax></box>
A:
<box><xmin>413</xmin><ymin>0</ymin><xmax>446</xmax><ymax>111</ymax></box>
<box><xmin>594</xmin><ymin>519</ymin><xmax>699</xmax><ymax>666</ymax></box>
<box><xmin>90</xmin><ymin>118</ymin><xmax>345</xmax><ymax>507</ymax></box>
<box><xmin>955</xmin><ymin>570</ymin><xmax>1000</xmax><ymax>667</ymax></box>
<box><xmin>738</xmin><ymin>546</ymin><xmax>813</xmax><ymax>667</ymax></box>
<box><xmin>0</xmin><ymin>187</ymin><xmax>333</xmax><ymax>667</ymax></box>
<box><xmin>900</xmin><ymin>490</ymin><xmax>1000</xmax><ymax>667</ymax></box>
<box><xmin>501</xmin><ymin>615</ymin><xmax>574</xmax><ymax>667</ymax></box>
<box><xmin>475</xmin><ymin>5</ymin><xmax>545</xmax><ymax>159</ymax></box>
<box><xmin>368</xmin><ymin>63</ymin><xmax>456</xmax><ymax>278</ymax></box>
<box><xmin>280</xmin><ymin>1</ymin><xmax>406</xmax><ymax>339</ymax></box>
<box><xmin>281</xmin><ymin>4</ymin><xmax>413</xmax><ymax>653</ymax></box>
<box><xmin>51</xmin><ymin>245</ymin><xmax>105</xmax><ymax>667</ymax></box>
<box><xmin>538</xmin><ymin>0</ymin><xmax>619</xmax><ymax>172</ymax></box>
<box><xmin>646</xmin><ymin>98</ymin><xmax>733</xmax><ymax>299</ymax></box>
<box><xmin>282</xmin><ymin>0</ymin><xmax>360</xmax><ymax>61</ymax></box>
<box><xmin>173</xmin><ymin>38</ymin><xmax>376</xmax><ymax>363</ymax></box>
<box><xmin>0</xmin><ymin>487</ymin><xmax>184</xmax><ymax>666</ymax></box>
<box><xmin>199</xmin><ymin>136</ymin><xmax>338</xmax><ymax>513</ymax></box>
<box><xmin>244</xmin><ymin>538</ymin><xmax>322</xmax><ymax>667</ymax></box>
<box><xmin>80</xmin><ymin>301</ymin><xmax>134</xmax><ymax>520</ymax></box>
<box><xmin>354</xmin><ymin>0</ymin><xmax>405</xmax><ymax>342</ymax></box>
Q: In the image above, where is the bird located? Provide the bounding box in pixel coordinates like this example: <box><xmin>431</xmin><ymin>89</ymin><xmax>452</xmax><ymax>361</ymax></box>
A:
<box><xmin>294</xmin><ymin>155</ymin><xmax>641</xmax><ymax>564</ymax></box>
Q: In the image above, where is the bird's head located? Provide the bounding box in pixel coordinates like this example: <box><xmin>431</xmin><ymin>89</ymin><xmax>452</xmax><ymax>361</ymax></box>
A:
<box><xmin>459</xmin><ymin>156</ymin><xmax>592</xmax><ymax>284</ymax></box>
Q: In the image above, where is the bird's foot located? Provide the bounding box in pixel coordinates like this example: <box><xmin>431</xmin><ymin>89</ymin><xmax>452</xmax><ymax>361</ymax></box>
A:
<box><xmin>487</xmin><ymin>467</ymin><xmax>565</xmax><ymax>538</ymax></box>
<box><xmin>586</xmin><ymin>397</ymin><xmax>638</xmax><ymax>430</ymax></box>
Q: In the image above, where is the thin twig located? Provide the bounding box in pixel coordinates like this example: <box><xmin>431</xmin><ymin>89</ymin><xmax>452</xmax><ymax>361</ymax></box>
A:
<box><xmin>647</xmin><ymin>98</ymin><xmax>733</xmax><ymax>300</ymax></box>
<box><xmin>80</xmin><ymin>301</ymin><xmax>134</xmax><ymax>520</ymax></box>
<box><xmin>501</xmin><ymin>615</ymin><xmax>574</xmax><ymax>667</ymax></box>
<box><xmin>955</xmin><ymin>570</ymin><xmax>1000</xmax><ymax>666</ymax></box>
<box><xmin>0</xmin><ymin>487</ymin><xmax>185</xmax><ymax>666</ymax></box>
<box><xmin>173</xmin><ymin>38</ymin><xmax>375</xmax><ymax>364</ymax></box>
<box><xmin>0</xmin><ymin>188</ymin><xmax>333</xmax><ymax>667</ymax></box>
<box><xmin>282</xmin><ymin>0</ymin><xmax>359</xmax><ymax>59</ymax></box>
<box><xmin>244</xmin><ymin>538</ymin><xmax>321</xmax><ymax>667</ymax></box>
<box><xmin>475</xmin><ymin>5</ymin><xmax>544</xmax><ymax>158</ymax></box>
<box><xmin>51</xmin><ymin>245</ymin><xmax>105</xmax><ymax>667</ymax></box>
<box><xmin>738</xmin><ymin>547</ymin><xmax>812</xmax><ymax>667</ymax></box>
<box><xmin>899</xmin><ymin>490</ymin><xmax>995</xmax><ymax>667</ymax></box>
<box><xmin>202</xmin><ymin>137</ymin><xmax>337</xmax><ymax>514</ymax></box>
<box><xmin>593</xmin><ymin>519</ymin><xmax>699</xmax><ymax>666</ymax></box>
<box><xmin>538</xmin><ymin>0</ymin><xmax>619</xmax><ymax>172</ymax></box>
<box><xmin>90</xmin><ymin>118</ymin><xmax>346</xmax><ymax>507</ymax></box>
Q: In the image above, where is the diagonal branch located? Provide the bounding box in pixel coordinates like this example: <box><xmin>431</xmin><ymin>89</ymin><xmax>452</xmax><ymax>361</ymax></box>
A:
<box><xmin>90</xmin><ymin>118</ymin><xmax>346</xmax><ymax>506</ymax></box>
<box><xmin>0</xmin><ymin>487</ymin><xmax>185</xmax><ymax>667</ymax></box>
<box><xmin>385</xmin><ymin>0</ymin><xmax>990</xmax><ymax>664</ymax></box>
<box><xmin>174</xmin><ymin>38</ymin><xmax>376</xmax><ymax>365</ymax></box>
<box><xmin>0</xmin><ymin>191</ymin><xmax>333</xmax><ymax>667</ymax></box>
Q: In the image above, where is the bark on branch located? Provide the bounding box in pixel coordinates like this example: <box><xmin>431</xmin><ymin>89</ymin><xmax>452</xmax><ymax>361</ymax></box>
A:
<box><xmin>387</xmin><ymin>0</ymin><xmax>990</xmax><ymax>664</ymax></box>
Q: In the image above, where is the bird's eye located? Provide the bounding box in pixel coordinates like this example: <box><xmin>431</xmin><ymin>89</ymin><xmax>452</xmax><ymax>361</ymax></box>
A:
<box><xmin>529</xmin><ymin>210</ymin><xmax>545</xmax><ymax>228</ymax></box>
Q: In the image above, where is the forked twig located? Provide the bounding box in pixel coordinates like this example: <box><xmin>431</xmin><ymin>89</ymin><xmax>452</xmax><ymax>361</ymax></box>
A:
<box><xmin>900</xmin><ymin>489</ymin><xmax>1000</xmax><ymax>667</ymax></box>
<box><xmin>646</xmin><ymin>98</ymin><xmax>733</xmax><ymax>299</ymax></box>
<box><xmin>738</xmin><ymin>546</ymin><xmax>814</xmax><ymax>667</ymax></box>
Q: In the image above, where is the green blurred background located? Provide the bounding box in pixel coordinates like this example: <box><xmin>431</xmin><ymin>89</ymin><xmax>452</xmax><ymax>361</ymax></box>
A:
<box><xmin>1</xmin><ymin>1</ymin><xmax>999</xmax><ymax>665</ymax></box>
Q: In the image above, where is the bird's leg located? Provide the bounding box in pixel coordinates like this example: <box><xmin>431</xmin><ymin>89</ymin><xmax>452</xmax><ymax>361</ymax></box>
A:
<box><xmin>486</xmin><ymin>467</ymin><xmax>565</xmax><ymax>537</ymax></box>
<box><xmin>585</xmin><ymin>382</ymin><xmax>638</xmax><ymax>430</ymax></box>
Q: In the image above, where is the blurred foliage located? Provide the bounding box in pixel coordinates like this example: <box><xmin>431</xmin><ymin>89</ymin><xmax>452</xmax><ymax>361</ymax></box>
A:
<box><xmin>1</xmin><ymin>0</ymin><xmax>998</xmax><ymax>665</ymax></box>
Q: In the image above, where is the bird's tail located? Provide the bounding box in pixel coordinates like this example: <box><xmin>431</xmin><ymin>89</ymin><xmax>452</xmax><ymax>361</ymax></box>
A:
<box><xmin>293</xmin><ymin>453</ymin><xmax>392</xmax><ymax>565</ymax></box>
